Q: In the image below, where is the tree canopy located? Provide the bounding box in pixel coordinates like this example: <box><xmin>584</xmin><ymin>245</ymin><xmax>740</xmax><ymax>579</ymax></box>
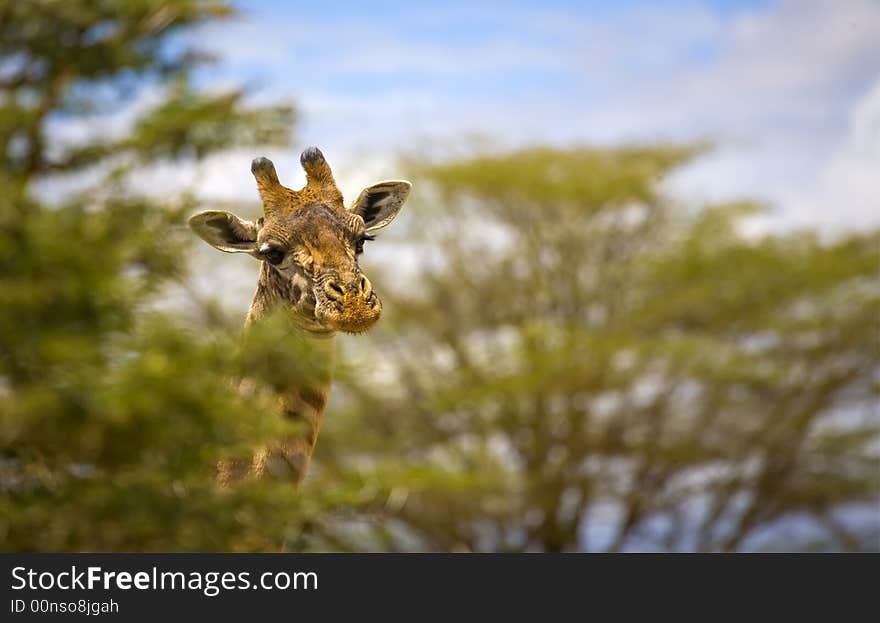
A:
<box><xmin>315</xmin><ymin>148</ymin><xmax>879</xmax><ymax>552</ymax></box>
<box><xmin>1</xmin><ymin>1</ymin><xmax>877</xmax><ymax>552</ymax></box>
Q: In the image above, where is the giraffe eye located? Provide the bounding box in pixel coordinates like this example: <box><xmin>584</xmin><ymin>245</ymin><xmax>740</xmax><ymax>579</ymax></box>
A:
<box><xmin>263</xmin><ymin>249</ymin><xmax>285</xmax><ymax>265</ymax></box>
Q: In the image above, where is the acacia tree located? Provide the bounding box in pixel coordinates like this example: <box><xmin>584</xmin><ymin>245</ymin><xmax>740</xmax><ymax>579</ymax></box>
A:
<box><xmin>312</xmin><ymin>147</ymin><xmax>880</xmax><ymax>552</ymax></box>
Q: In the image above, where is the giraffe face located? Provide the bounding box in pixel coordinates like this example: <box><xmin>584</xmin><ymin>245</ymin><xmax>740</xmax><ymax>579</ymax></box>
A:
<box><xmin>255</xmin><ymin>204</ymin><xmax>381</xmax><ymax>333</ymax></box>
<box><xmin>188</xmin><ymin>148</ymin><xmax>411</xmax><ymax>334</ymax></box>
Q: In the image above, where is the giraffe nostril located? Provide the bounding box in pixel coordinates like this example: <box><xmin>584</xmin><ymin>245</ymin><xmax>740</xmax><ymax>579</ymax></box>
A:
<box><xmin>325</xmin><ymin>280</ymin><xmax>345</xmax><ymax>301</ymax></box>
<box><xmin>359</xmin><ymin>276</ymin><xmax>372</xmax><ymax>298</ymax></box>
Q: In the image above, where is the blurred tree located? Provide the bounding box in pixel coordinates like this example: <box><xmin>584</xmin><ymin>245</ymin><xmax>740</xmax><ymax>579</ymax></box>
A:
<box><xmin>2</xmin><ymin>3</ymin><xmax>877</xmax><ymax>553</ymax></box>
<box><xmin>0</xmin><ymin>0</ymin><xmax>315</xmax><ymax>551</ymax></box>
<box><xmin>310</xmin><ymin>147</ymin><xmax>880</xmax><ymax>552</ymax></box>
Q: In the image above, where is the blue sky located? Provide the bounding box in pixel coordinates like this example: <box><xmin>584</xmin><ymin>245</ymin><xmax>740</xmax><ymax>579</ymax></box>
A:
<box><xmin>127</xmin><ymin>0</ymin><xmax>880</xmax><ymax>231</ymax></box>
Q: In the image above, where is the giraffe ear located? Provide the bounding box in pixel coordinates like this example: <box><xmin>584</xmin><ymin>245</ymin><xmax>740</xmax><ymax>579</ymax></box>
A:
<box><xmin>348</xmin><ymin>180</ymin><xmax>411</xmax><ymax>232</ymax></box>
<box><xmin>188</xmin><ymin>211</ymin><xmax>260</xmax><ymax>254</ymax></box>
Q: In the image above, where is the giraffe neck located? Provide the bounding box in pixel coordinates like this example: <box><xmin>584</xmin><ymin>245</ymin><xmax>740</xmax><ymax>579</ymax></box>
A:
<box><xmin>225</xmin><ymin>264</ymin><xmax>337</xmax><ymax>486</ymax></box>
<box><xmin>253</xmin><ymin>333</ymin><xmax>335</xmax><ymax>486</ymax></box>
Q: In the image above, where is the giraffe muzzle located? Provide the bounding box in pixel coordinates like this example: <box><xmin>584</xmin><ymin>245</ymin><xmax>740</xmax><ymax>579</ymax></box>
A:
<box><xmin>316</xmin><ymin>274</ymin><xmax>382</xmax><ymax>333</ymax></box>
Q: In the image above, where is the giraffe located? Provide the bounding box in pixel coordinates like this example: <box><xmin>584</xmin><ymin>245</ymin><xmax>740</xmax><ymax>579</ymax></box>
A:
<box><xmin>188</xmin><ymin>146</ymin><xmax>411</xmax><ymax>486</ymax></box>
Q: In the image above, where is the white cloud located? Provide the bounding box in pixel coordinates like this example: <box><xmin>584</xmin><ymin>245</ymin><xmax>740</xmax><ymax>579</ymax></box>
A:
<box><xmin>789</xmin><ymin>77</ymin><xmax>880</xmax><ymax>231</ymax></box>
<box><xmin>632</xmin><ymin>0</ymin><xmax>880</xmax><ymax>231</ymax></box>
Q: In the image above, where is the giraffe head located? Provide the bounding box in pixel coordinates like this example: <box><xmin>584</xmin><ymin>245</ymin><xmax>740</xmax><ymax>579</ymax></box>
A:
<box><xmin>188</xmin><ymin>147</ymin><xmax>411</xmax><ymax>334</ymax></box>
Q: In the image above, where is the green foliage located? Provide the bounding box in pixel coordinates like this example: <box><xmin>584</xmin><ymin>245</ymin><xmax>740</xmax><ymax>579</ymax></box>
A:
<box><xmin>0</xmin><ymin>0</ymin><xmax>239</xmax><ymax>178</ymax></box>
<box><xmin>418</xmin><ymin>145</ymin><xmax>701</xmax><ymax>209</ymax></box>
<box><xmin>312</xmin><ymin>148</ymin><xmax>880</xmax><ymax>552</ymax></box>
